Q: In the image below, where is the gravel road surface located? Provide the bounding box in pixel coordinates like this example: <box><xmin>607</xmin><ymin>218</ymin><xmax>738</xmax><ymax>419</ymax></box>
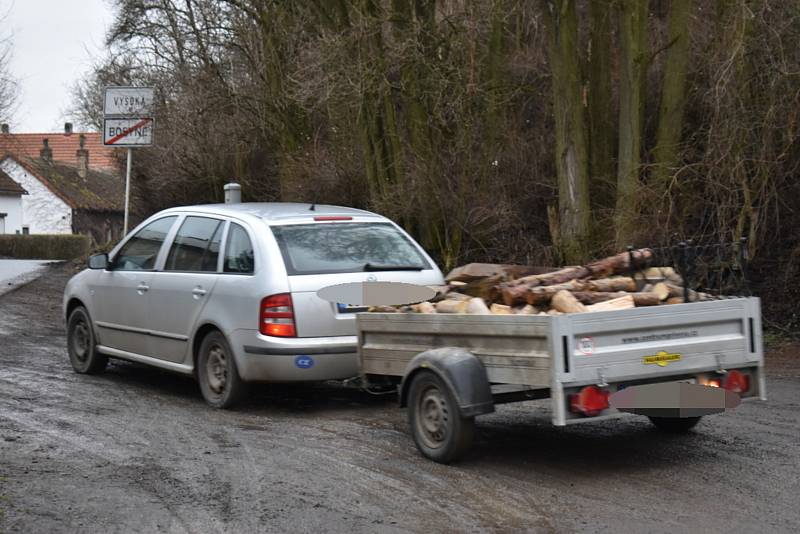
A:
<box><xmin>1</xmin><ymin>264</ymin><xmax>799</xmax><ymax>533</ymax></box>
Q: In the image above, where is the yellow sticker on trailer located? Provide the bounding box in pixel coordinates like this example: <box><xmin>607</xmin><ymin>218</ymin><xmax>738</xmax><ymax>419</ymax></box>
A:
<box><xmin>643</xmin><ymin>351</ymin><xmax>682</xmax><ymax>367</ymax></box>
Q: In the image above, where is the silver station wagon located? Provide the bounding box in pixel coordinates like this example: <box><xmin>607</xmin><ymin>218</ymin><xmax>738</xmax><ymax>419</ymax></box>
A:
<box><xmin>63</xmin><ymin>202</ymin><xmax>443</xmax><ymax>407</ymax></box>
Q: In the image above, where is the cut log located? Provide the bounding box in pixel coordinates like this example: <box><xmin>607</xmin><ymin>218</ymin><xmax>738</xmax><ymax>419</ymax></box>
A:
<box><xmin>466</xmin><ymin>298</ymin><xmax>491</xmax><ymax>314</ymax></box>
<box><xmin>665</xmin><ymin>297</ymin><xmax>684</xmax><ymax>305</ymax></box>
<box><xmin>652</xmin><ymin>282</ymin><xmax>670</xmax><ymax>301</ymax></box>
<box><xmin>435</xmin><ymin>300</ymin><xmax>469</xmax><ymax>313</ymax></box>
<box><xmin>516</xmin><ymin>280</ymin><xmax>583</xmax><ymax>306</ymax></box>
<box><xmin>490</xmin><ymin>303</ymin><xmax>513</xmax><ymax>315</ymax></box>
<box><xmin>498</xmin><ymin>248</ymin><xmax>653</xmax><ymax>305</ymax></box>
<box><xmin>551</xmin><ymin>290</ymin><xmax>588</xmax><ymax>313</ymax></box>
<box><xmin>586</xmin><ymin>295</ymin><xmax>635</xmax><ymax>312</ymax></box>
<box><xmin>458</xmin><ymin>274</ymin><xmax>507</xmax><ymax>301</ymax></box>
<box><xmin>514</xmin><ymin>304</ymin><xmax>538</xmax><ymax>315</ymax></box>
<box><xmin>449</xmin><ymin>281</ymin><xmax>466</xmax><ymax>287</ymax></box>
<box><xmin>583</xmin><ymin>277</ymin><xmax>637</xmax><ymax>292</ymax></box>
<box><xmin>412</xmin><ymin>301</ymin><xmax>436</xmax><ymax>313</ymax></box>
<box><xmin>445</xmin><ymin>263</ymin><xmax>554</xmax><ymax>283</ymax></box>
<box><xmin>571</xmin><ymin>291</ymin><xmax>661</xmax><ymax>306</ymax></box>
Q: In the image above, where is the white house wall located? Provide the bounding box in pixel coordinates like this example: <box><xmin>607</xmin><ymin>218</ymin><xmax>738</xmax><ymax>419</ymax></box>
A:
<box><xmin>0</xmin><ymin>159</ymin><xmax>72</xmax><ymax>234</ymax></box>
<box><xmin>0</xmin><ymin>194</ymin><xmax>23</xmax><ymax>233</ymax></box>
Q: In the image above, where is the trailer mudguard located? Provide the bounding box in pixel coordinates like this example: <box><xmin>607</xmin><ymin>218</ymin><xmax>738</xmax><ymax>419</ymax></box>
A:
<box><xmin>399</xmin><ymin>348</ymin><xmax>494</xmax><ymax>417</ymax></box>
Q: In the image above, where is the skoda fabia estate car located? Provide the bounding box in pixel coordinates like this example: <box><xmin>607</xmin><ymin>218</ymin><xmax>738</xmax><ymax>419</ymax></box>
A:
<box><xmin>63</xmin><ymin>203</ymin><xmax>443</xmax><ymax>407</ymax></box>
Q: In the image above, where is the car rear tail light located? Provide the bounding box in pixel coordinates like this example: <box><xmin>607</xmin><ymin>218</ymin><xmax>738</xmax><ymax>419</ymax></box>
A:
<box><xmin>569</xmin><ymin>386</ymin><xmax>610</xmax><ymax>417</ymax></box>
<box><xmin>260</xmin><ymin>293</ymin><xmax>296</xmax><ymax>337</ymax></box>
<box><xmin>313</xmin><ymin>216</ymin><xmax>352</xmax><ymax>221</ymax></box>
<box><xmin>722</xmin><ymin>370</ymin><xmax>749</xmax><ymax>393</ymax></box>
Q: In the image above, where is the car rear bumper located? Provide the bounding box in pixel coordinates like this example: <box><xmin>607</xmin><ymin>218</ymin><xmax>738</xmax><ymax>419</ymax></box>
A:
<box><xmin>229</xmin><ymin>329</ymin><xmax>359</xmax><ymax>382</ymax></box>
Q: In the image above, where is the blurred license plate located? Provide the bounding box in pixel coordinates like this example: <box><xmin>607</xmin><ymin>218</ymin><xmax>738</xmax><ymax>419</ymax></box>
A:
<box><xmin>337</xmin><ymin>303</ymin><xmax>368</xmax><ymax>313</ymax></box>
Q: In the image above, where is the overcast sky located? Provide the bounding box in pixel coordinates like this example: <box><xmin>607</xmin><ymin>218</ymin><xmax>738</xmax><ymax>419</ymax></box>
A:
<box><xmin>2</xmin><ymin>0</ymin><xmax>113</xmax><ymax>133</ymax></box>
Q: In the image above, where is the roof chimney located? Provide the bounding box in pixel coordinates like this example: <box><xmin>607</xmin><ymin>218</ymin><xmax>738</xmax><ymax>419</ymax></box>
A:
<box><xmin>1</xmin><ymin>124</ymin><xmax>8</xmax><ymax>134</ymax></box>
<box><xmin>40</xmin><ymin>138</ymin><xmax>53</xmax><ymax>163</ymax></box>
<box><xmin>64</xmin><ymin>122</ymin><xmax>73</xmax><ymax>135</ymax></box>
<box><xmin>76</xmin><ymin>134</ymin><xmax>89</xmax><ymax>179</ymax></box>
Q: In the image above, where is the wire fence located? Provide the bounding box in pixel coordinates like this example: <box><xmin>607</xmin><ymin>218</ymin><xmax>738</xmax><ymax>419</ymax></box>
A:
<box><xmin>627</xmin><ymin>238</ymin><xmax>750</xmax><ymax>301</ymax></box>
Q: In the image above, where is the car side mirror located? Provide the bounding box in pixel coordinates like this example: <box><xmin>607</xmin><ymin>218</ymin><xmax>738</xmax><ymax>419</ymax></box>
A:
<box><xmin>88</xmin><ymin>253</ymin><xmax>109</xmax><ymax>270</ymax></box>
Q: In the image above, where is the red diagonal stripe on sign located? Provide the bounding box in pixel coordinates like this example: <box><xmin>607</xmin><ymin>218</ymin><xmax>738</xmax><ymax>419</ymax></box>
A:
<box><xmin>106</xmin><ymin>118</ymin><xmax>153</xmax><ymax>145</ymax></box>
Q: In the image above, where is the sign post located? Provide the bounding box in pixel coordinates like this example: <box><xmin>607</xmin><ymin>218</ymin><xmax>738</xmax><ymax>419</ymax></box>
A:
<box><xmin>103</xmin><ymin>86</ymin><xmax>155</xmax><ymax>236</ymax></box>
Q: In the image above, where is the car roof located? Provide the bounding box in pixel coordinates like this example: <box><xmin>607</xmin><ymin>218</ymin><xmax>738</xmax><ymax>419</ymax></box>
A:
<box><xmin>158</xmin><ymin>202</ymin><xmax>386</xmax><ymax>224</ymax></box>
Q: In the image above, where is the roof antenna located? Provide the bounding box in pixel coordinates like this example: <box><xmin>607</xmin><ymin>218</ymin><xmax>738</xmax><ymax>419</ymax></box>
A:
<box><xmin>309</xmin><ymin>202</ymin><xmax>315</xmax><ymax>211</ymax></box>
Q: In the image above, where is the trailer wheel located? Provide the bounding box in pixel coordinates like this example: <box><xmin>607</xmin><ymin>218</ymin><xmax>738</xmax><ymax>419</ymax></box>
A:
<box><xmin>407</xmin><ymin>370</ymin><xmax>474</xmax><ymax>463</ymax></box>
<box><xmin>648</xmin><ymin>416</ymin><xmax>702</xmax><ymax>433</ymax></box>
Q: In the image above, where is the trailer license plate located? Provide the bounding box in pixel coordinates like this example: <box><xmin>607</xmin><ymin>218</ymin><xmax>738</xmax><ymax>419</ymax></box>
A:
<box><xmin>643</xmin><ymin>351</ymin><xmax>682</xmax><ymax>366</ymax></box>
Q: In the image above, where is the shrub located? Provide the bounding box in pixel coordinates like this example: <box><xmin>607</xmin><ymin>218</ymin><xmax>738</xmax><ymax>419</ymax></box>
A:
<box><xmin>0</xmin><ymin>234</ymin><xmax>91</xmax><ymax>260</ymax></box>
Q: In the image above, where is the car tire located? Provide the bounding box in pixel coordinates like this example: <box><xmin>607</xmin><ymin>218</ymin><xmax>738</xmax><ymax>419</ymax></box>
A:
<box><xmin>197</xmin><ymin>331</ymin><xmax>248</xmax><ymax>409</ymax></box>
<box><xmin>648</xmin><ymin>416</ymin><xmax>702</xmax><ymax>433</ymax></box>
<box><xmin>407</xmin><ymin>370</ymin><xmax>474</xmax><ymax>463</ymax></box>
<box><xmin>67</xmin><ymin>306</ymin><xmax>108</xmax><ymax>374</ymax></box>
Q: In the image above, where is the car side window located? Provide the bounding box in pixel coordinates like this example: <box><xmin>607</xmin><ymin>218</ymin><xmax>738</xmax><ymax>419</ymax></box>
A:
<box><xmin>112</xmin><ymin>216</ymin><xmax>178</xmax><ymax>271</ymax></box>
<box><xmin>165</xmin><ymin>217</ymin><xmax>223</xmax><ymax>272</ymax></box>
<box><xmin>224</xmin><ymin>223</ymin><xmax>255</xmax><ymax>274</ymax></box>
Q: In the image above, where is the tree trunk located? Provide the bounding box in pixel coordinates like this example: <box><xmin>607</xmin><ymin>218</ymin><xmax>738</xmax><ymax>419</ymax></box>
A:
<box><xmin>547</xmin><ymin>0</ymin><xmax>592</xmax><ymax>263</ymax></box>
<box><xmin>588</xmin><ymin>0</ymin><xmax>616</xmax><ymax>219</ymax></box>
<box><xmin>614</xmin><ymin>0</ymin><xmax>647</xmax><ymax>248</ymax></box>
<box><xmin>651</xmin><ymin>0</ymin><xmax>691</xmax><ymax>191</ymax></box>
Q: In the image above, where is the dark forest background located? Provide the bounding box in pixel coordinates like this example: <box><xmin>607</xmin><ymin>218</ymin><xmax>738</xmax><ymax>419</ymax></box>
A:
<box><xmin>60</xmin><ymin>0</ymin><xmax>800</xmax><ymax>333</ymax></box>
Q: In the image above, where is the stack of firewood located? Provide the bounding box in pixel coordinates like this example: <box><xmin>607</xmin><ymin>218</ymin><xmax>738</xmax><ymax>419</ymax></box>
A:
<box><xmin>369</xmin><ymin>248</ymin><xmax>711</xmax><ymax>315</ymax></box>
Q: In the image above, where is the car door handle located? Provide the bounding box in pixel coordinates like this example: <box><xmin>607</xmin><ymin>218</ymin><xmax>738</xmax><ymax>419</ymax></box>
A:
<box><xmin>192</xmin><ymin>287</ymin><xmax>207</xmax><ymax>297</ymax></box>
<box><xmin>136</xmin><ymin>283</ymin><xmax>150</xmax><ymax>294</ymax></box>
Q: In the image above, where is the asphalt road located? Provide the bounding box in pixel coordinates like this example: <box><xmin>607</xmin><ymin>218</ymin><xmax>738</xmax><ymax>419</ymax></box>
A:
<box><xmin>1</xmin><ymin>264</ymin><xmax>799</xmax><ymax>533</ymax></box>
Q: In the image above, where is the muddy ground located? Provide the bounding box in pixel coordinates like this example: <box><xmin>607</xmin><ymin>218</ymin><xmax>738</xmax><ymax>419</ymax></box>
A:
<box><xmin>1</xmin><ymin>264</ymin><xmax>798</xmax><ymax>533</ymax></box>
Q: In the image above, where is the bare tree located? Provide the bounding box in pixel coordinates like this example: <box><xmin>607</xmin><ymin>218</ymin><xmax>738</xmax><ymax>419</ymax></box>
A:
<box><xmin>0</xmin><ymin>19</ymin><xmax>17</xmax><ymax>124</ymax></box>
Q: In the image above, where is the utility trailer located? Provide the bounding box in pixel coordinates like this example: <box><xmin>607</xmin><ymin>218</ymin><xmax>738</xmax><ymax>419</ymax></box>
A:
<box><xmin>357</xmin><ymin>297</ymin><xmax>765</xmax><ymax>463</ymax></box>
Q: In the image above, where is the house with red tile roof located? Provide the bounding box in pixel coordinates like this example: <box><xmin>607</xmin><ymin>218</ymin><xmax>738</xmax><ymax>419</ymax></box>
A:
<box><xmin>0</xmin><ymin>123</ymin><xmax>126</xmax><ymax>243</ymax></box>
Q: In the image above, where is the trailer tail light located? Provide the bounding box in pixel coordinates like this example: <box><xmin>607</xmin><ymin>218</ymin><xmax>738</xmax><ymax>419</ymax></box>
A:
<box><xmin>569</xmin><ymin>386</ymin><xmax>610</xmax><ymax>417</ymax></box>
<box><xmin>722</xmin><ymin>370</ymin><xmax>749</xmax><ymax>394</ymax></box>
<box><xmin>260</xmin><ymin>293</ymin><xmax>296</xmax><ymax>337</ymax></box>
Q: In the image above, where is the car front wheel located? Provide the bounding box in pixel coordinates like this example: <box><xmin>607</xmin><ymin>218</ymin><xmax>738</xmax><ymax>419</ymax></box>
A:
<box><xmin>197</xmin><ymin>331</ymin><xmax>248</xmax><ymax>409</ymax></box>
<box><xmin>67</xmin><ymin>306</ymin><xmax>108</xmax><ymax>374</ymax></box>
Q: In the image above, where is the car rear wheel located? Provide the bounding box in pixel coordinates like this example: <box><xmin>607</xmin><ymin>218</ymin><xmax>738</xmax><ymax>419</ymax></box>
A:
<box><xmin>407</xmin><ymin>370</ymin><xmax>474</xmax><ymax>463</ymax></box>
<box><xmin>67</xmin><ymin>306</ymin><xmax>108</xmax><ymax>374</ymax></box>
<box><xmin>197</xmin><ymin>331</ymin><xmax>248</xmax><ymax>409</ymax></box>
<box><xmin>648</xmin><ymin>416</ymin><xmax>702</xmax><ymax>433</ymax></box>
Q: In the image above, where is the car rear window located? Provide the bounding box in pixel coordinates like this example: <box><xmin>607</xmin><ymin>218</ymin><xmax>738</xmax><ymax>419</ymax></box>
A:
<box><xmin>270</xmin><ymin>222</ymin><xmax>431</xmax><ymax>275</ymax></box>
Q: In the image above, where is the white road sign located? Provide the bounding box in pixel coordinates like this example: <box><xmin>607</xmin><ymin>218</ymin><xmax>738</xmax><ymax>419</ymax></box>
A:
<box><xmin>103</xmin><ymin>118</ymin><xmax>154</xmax><ymax>146</ymax></box>
<box><xmin>103</xmin><ymin>87</ymin><xmax>155</xmax><ymax>116</ymax></box>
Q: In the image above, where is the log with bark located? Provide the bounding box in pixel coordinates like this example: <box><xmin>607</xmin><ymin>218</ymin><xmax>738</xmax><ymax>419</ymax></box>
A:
<box><xmin>368</xmin><ymin>247</ymin><xmax>709</xmax><ymax>316</ymax></box>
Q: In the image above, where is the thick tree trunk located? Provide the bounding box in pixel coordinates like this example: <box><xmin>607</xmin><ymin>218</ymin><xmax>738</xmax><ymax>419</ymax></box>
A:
<box><xmin>614</xmin><ymin>0</ymin><xmax>647</xmax><ymax>248</ymax></box>
<box><xmin>652</xmin><ymin>0</ymin><xmax>691</xmax><ymax>190</ymax></box>
<box><xmin>588</xmin><ymin>0</ymin><xmax>616</xmax><ymax>218</ymax></box>
<box><xmin>547</xmin><ymin>0</ymin><xmax>592</xmax><ymax>263</ymax></box>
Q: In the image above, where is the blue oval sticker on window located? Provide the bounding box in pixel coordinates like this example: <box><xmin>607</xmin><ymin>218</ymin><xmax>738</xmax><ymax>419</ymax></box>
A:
<box><xmin>295</xmin><ymin>356</ymin><xmax>315</xmax><ymax>369</ymax></box>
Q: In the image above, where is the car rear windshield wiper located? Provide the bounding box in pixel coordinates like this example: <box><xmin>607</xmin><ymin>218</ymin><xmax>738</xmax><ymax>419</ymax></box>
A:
<box><xmin>363</xmin><ymin>263</ymin><xmax>425</xmax><ymax>272</ymax></box>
